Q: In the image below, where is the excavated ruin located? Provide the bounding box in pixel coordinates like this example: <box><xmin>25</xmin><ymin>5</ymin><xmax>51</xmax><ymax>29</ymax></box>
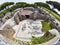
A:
<box><xmin>0</xmin><ymin>7</ymin><xmax>56</xmax><ymax>41</ymax></box>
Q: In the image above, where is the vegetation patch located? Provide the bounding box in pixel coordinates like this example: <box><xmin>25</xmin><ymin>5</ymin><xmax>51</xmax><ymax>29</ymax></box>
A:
<box><xmin>31</xmin><ymin>32</ymin><xmax>55</xmax><ymax>45</ymax></box>
<box><xmin>42</xmin><ymin>21</ymin><xmax>52</xmax><ymax>32</ymax></box>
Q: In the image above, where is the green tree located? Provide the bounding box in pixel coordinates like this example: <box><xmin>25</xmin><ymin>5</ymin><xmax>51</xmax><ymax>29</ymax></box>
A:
<box><xmin>0</xmin><ymin>2</ymin><xmax>14</xmax><ymax>11</ymax></box>
<box><xmin>34</xmin><ymin>2</ymin><xmax>50</xmax><ymax>9</ymax></box>
<box><xmin>46</xmin><ymin>1</ymin><xmax>60</xmax><ymax>11</ymax></box>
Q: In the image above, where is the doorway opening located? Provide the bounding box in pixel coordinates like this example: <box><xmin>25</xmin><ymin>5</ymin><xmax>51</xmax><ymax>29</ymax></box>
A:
<box><xmin>25</xmin><ymin>15</ymin><xmax>30</xmax><ymax>18</ymax></box>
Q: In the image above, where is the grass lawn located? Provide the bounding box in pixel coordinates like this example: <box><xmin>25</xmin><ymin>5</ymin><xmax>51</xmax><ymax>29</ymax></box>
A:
<box><xmin>31</xmin><ymin>32</ymin><xmax>55</xmax><ymax>45</ymax></box>
<box><xmin>42</xmin><ymin>21</ymin><xmax>52</xmax><ymax>32</ymax></box>
<box><xmin>42</xmin><ymin>7</ymin><xmax>60</xmax><ymax>21</ymax></box>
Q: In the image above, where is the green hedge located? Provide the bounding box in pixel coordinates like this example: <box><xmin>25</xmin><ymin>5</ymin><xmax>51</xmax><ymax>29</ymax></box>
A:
<box><xmin>31</xmin><ymin>32</ymin><xmax>55</xmax><ymax>44</ymax></box>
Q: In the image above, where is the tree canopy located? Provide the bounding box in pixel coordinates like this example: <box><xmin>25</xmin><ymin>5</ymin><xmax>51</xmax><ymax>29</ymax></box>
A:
<box><xmin>34</xmin><ymin>2</ymin><xmax>50</xmax><ymax>9</ymax></box>
<box><xmin>46</xmin><ymin>1</ymin><xmax>60</xmax><ymax>11</ymax></box>
<box><xmin>0</xmin><ymin>2</ymin><xmax>59</xmax><ymax>18</ymax></box>
<box><xmin>0</xmin><ymin>2</ymin><xmax>14</xmax><ymax>11</ymax></box>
